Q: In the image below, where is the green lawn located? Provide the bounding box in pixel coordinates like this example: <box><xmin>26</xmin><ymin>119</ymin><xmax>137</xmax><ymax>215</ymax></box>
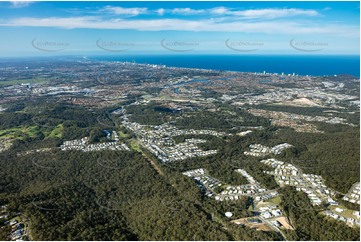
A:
<box><xmin>0</xmin><ymin>126</ymin><xmax>40</xmax><ymax>140</ymax></box>
<box><xmin>0</xmin><ymin>123</ymin><xmax>64</xmax><ymax>140</ymax></box>
<box><xmin>46</xmin><ymin>124</ymin><xmax>63</xmax><ymax>139</ymax></box>
<box><xmin>117</xmin><ymin>130</ymin><xmax>129</xmax><ymax>138</ymax></box>
<box><xmin>129</xmin><ymin>140</ymin><xmax>141</xmax><ymax>152</ymax></box>
<box><xmin>9</xmin><ymin>216</ymin><xmax>21</xmax><ymax>223</ymax></box>
<box><xmin>265</xmin><ymin>196</ymin><xmax>282</xmax><ymax>205</ymax></box>
<box><xmin>329</xmin><ymin>204</ymin><xmax>358</xmax><ymax>219</ymax></box>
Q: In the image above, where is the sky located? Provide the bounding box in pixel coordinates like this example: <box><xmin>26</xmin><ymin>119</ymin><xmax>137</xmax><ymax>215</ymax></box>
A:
<box><xmin>0</xmin><ymin>1</ymin><xmax>359</xmax><ymax>56</ymax></box>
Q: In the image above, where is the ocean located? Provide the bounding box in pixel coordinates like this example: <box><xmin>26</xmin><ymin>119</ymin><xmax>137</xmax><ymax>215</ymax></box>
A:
<box><xmin>90</xmin><ymin>55</ymin><xmax>360</xmax><ymax>77</ymax></box>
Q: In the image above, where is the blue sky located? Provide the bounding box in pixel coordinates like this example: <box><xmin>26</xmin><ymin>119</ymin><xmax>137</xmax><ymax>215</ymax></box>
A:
<box><xmin>0</xmin><ymin>1</ymin><xmax>359</xmax><ymax>56</ymax></box>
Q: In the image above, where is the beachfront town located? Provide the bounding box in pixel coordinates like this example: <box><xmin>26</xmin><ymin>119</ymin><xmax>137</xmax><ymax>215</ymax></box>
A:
<box><xmin>0</xmin><ymin>59</ymin><xmax>360</xmax><ymax>239</ymax></box>
<box><xmin>232</xmin><ymin>87</ymin><xmax>358</xmax><ymax>108</ymax></box>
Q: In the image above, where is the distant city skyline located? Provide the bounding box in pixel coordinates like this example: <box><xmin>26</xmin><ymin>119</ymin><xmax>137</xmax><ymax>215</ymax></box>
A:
<box><xmin>0</xmin><ymin>1</ymin><xmax>359</xmax><ymax>56</ymax></box>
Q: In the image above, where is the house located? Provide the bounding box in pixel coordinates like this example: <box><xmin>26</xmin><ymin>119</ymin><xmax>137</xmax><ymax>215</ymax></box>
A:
<box><xmin>335</xmin><ymin>207</ymin><xmax>344</xmax><ymax>213</ymax></box>
<box><xmin>15</xmin><ymin>224</ymin><xmax>24</xmax><ymax>230</ymax></box>
<box><xmin>259</xmin><ymin>207</ymin><xmax>268</xmax><ymax>212</ymax></box>
<box><xmin>327</xmin><ymin>198</ymin><xmax>338</xmax><ymax>206</ymax></box>
<box><xmin>248</xmin><ymin>218</ymin><xmax>262</xmax><ymax>224</ymax></box>
<box><xmin>271</xmin><ymin>210</ymin><xmax>282</xmax><ymax>217</ymax></box>
<box><xmin>347</xmin><ymin>218</ymin><xmax>355</xmax><ymax>224</ymax></box>
<box><xmin>261</xmin><ymin>211</ymin><xmax>272</xmax><ymax>219</ymax></box>
<box><xmin>271</xmin><ymin>220</ymin><xmax>282</xmax><ymax>227</ymax></box>
<box><xmin>11</xmin><ymin>229</ymin><xmax>23</xmax><ymax>240</ymax></box>
<box><xmin>10</xmin><ymin>220</ymin><xmax>18</xmax><ymax>226</ymax></box>
<box><xmin>339</xmin><ymin>216</ymin><xmax>346</xmax><ymax>222</ymax></box>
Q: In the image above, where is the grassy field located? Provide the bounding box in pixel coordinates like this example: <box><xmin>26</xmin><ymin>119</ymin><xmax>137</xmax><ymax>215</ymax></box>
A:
<box><xmin>330</xmin><ymin>204</ymin><xmax>358</xmax><ymax>219</ymax></box>
<box><xmin>0</xmin><ymin>123</ymin><xmax>64</xmax><ymax>141</ymax></box>
<box><xmin>265</xmin><ymin>196</ymin><xmax>282</xmax><ymax>206</ymax></box>
<box><xmin>46</xmin><ymin>124</ymin><xmax>63</xmax><ymax>139</ymax></box>
<box><xmin>9</xmin><ymin>216</ymin><xmax>21</xmax><ymax>223</ymax></box>
<box><xmin>0</xmin><ymin>126</ymin><xmax>40</xmax><ymax>140</ymax></box>
<box><xmin>117</xmin><ymin>130</ymin><xmax>129</xmax><ymax>138</ymax></box>
<box><xmin>129</xmin><ymin>139</ymin><xmax>141</xmax><ymax>152</ymax></box>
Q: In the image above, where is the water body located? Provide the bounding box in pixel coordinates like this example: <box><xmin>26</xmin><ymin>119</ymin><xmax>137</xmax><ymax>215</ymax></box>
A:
<box><xmin>259</xmin><ymin>80</ymin><xmax>272</xmax><ymax>84</ymax></box>
<box><xmin>177</xmin><ymin>79</ymin><xmax>210</xmax><ymax>86</ymax></box>
<box><xmin>91</xmin><ymin>55</ymin><xmax>360</xmax><ymax>77</ymax></box>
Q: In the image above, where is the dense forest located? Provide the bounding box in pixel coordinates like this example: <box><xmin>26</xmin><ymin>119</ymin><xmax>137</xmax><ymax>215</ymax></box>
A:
<box><xmin>0</xmin><ymin>147</ymin><xmax>284</xmax><ymax>240</ymax></box>
<box><xmin>279</xmin><ymin>187</ymin><xmax>359</xmax><ymax>241</ymax></box>
<box><xmin>0</xmin><ymin>99</ymin><xmax>359</xmax><ymax>240</ymax></box>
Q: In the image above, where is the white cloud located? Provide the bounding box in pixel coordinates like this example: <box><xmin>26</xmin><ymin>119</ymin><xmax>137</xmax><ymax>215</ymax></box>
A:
<box><xmin>10</xmin><ymin>1</ymin><xmax>33</xmax><ymax>8</ymax></box>
<box><xmin>101</xmin><ymin>6</ymin><xmax>148</xmax><ymax>16</ymax></box>
<box><xmin>66</xmin><ymin>6</ymin><xmax>320</xmax><ymax>20</ymax></box>
<box><xmin>156</xmin><ymin>8</ymin><xmax>166</xmax><ymax>16</ymax></box>
<box><xmin>231</xmin><ymin>8</ymin><xmax>320</xmax><ymax>19</ymax></box>
<box><xmin>210</xmin><ymin>7</ymin><xmax>230</xmax><ymax>15</ymax></box>
<box><xmin>170</xmin><ymin>8</ymin><xmax>205</xmax><ymax>15</ymax></box>
<box><xmin>0</xmin><ymin>16</ymin><xmax>358</xmax><ymax>37</ymax></box>
<box><xmin>169</xmin><ymin>7</ymin><xmax>319</xmax><ymax>19</ymax></box>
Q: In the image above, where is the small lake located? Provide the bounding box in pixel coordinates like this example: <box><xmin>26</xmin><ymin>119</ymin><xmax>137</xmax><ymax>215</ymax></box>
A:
<box><xmin>258</xmin><ymin>80</ymin><xmax>272</xmax><ymax>84</ymax></box>
<box><xmin>176</xmin><ymin>79</ymin><xmax>210</xmax><ymax>86</ymax></box>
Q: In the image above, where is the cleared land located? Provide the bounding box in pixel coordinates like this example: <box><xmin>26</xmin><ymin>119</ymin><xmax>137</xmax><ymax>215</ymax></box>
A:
<box><xmin>275</xmin><ymin>216</ymin><xmax>294</xmax><ymax>230</ymax></box>
<box><xmin>231</xmin><ymin>217</ymin><xmax>273</xmax><ymax>232</ymax></box>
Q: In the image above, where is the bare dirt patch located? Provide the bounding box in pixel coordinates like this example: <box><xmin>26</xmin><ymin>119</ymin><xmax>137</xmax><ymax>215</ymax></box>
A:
<box><xmin>276</xmin><ymin>216</ymin><xmax>294</xmax><ymax>230</ymax></box>
<box><xmin>279</xmin><ymin>98</ymin><xmax>321</xmax><ymax>107</ymax></box>
<box><xmin>231</xmin><ymin>217</ymin><xmax>273</xmax><ymax>231</ymax></box>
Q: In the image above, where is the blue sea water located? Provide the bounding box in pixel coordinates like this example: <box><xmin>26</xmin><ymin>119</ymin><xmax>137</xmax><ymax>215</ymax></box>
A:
<box><xmin>90</xmin><ymin>55</ymin><xmax>360</xmax><ymax>77</ymax></box>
